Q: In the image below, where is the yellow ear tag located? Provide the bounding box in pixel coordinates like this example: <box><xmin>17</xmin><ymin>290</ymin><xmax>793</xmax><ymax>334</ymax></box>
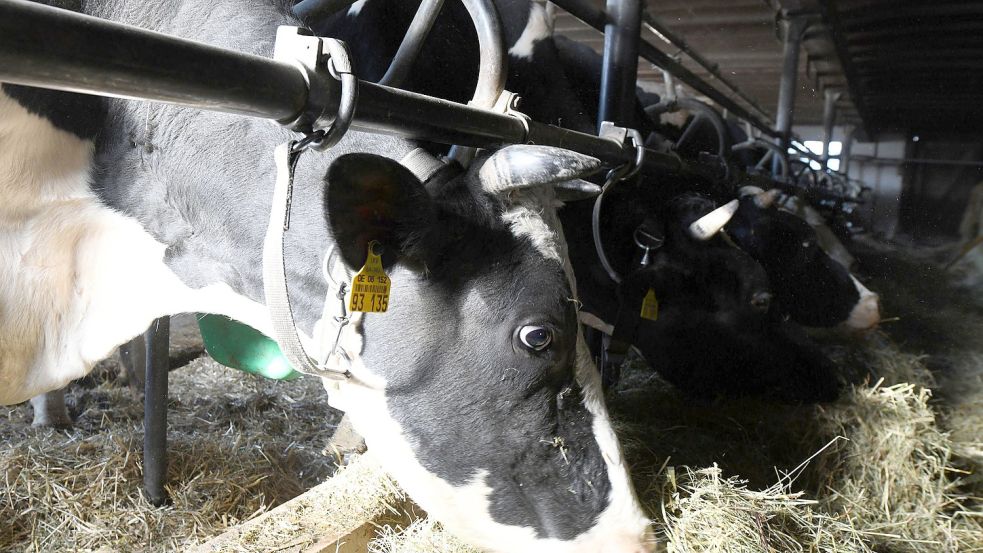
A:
<box><xmin>348</xmin><ymin>240</ymin><xmax>391</xmax><ymax>313</ymax></box>
<box><xmin>640</xmin><ymin>288</ymin><xmax>659</xmax><ymax>321</ymax></box>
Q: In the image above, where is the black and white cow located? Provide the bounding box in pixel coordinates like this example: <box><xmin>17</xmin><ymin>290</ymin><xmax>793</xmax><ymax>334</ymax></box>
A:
<box><xmin>0</xmin><ymin>0</ymin><xmax>654</xmax><ymax>551</ymax></box>
<box><xmin>564</xmin><ymin>186</ymin><xmax>842</xmax><ymax>402</ymax></box>
<box><xmin>725</xmin><ymin>187</ymin><xmax>880</xmax><ymax>331</ymax></box>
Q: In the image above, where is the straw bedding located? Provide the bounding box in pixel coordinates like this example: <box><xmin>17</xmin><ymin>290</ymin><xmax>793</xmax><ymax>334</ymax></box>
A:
<box><xmin>3</xmin><ymin>242</ymin><xmax>983</xmax><ymax>552</ymax></box>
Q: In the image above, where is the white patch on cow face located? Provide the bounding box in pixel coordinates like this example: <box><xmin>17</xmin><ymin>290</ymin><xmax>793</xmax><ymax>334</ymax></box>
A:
<box><xmin>843</xmin><ymin>275</ymin><xmax>881</xmax><ymax>331</ymax></box>
<box><xmin>505</xmin><ymin>186</ymin><xmax>653</xmax><ymax>550</ymax></box>
<box><xmin>508</xmin><ymin>2</ymin><xmax>554</xmax><ymax>60</ymax></box>
<box><xmin>328</xmin><ymin>367</ymin><xmax>653</xmax><ymax>553</ymax></box>
<box><xmin>347</xmin><ymin>0</ymin><xmax>367</xmax><ymax>17</ymax></box>
<box><xmin>0</xmin><ymin>92</ymin><xmax>276</xmax><ymax>405</ymax></box>
<box><xmin>548</xmin><ymin>197</ymin><xmax>655</xmax><ymax>552</ymax></box>
<box><xmin>501</xmin><ymin>189</ymin><xmax>563</xmax><ymax>262</ymax></box>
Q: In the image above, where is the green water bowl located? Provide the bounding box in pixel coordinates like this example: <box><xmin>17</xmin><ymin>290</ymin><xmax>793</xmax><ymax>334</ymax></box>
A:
<box><xmin>197</xmin><ymin>314</ymin><xmax>301</xmax><ymax>380</ymax></box>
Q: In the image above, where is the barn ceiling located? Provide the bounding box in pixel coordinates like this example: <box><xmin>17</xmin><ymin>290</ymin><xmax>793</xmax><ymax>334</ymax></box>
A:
<box><xmin>551</xmin><ymin>0</ymin><xmax>983</xmax><ymax>139</ymax></box>
<box><xmin>819</xmin><ymin>0</ymin><xmax>983</xmax><ymax>137</ymax></box>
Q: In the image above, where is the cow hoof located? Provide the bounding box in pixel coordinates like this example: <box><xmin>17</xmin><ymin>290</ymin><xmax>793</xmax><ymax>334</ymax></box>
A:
<box><xmin>31</xmin><ymin>413</ymin><xmax>73</xmax><ymax>429</ymax></box>
<box><xmin>30</xmin><ymin>390</ymin><xmax>73</xmax><ymax>429</ymax></box>
<box><xmin>324</xmin><ymin>414</ymin><xmax>367</xmax><ymax>464</ymax></box>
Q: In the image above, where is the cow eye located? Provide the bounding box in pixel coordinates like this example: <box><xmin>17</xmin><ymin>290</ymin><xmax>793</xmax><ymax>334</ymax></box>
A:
<box><xmin>518</xmin><ymin>325</ymin><xmax>553</xmax><ymax>351</ymax></box>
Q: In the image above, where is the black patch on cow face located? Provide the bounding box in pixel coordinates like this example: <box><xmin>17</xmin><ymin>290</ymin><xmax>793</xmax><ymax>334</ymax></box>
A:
<box><xmin>727</xmin><ymin>197</ymin><xmax>861</xmax><ymax>327</ymax></box>
<box><xmin>365</xmin><ymin>225</ymin><xmax>611</xmax><ymax>540</ymax></box>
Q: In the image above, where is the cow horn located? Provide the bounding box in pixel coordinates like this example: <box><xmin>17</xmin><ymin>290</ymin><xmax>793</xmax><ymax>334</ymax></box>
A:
<box><xmin>478</xmin><ymin>145</ymin><xmax>603</xmax><ymax>195</ymax></box>
<box><xmin>554</xmin><ymin>179</ymin><xmax>602</xmax><ymax>200</ymax></box>
<box><xmin>753</xmin><ymin>188</ymin><xmax>781</xmax><ymax>209</ymax></box>
<box><xmin>739</xmin><ymin>185</ymin><xmax>765</xmax><ymax>197</ymax></box>
<box><xmin>688</xmin><ymin>199</ymin><xmax>739</xmax><ymax>240</ymax></box>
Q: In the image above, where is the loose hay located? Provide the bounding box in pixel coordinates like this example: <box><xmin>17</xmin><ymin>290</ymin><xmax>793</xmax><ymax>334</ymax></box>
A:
<box><xmin>0</xmin><ymin>356</ymin><xmax>341</xmax><ymax>552</ymax></box>
<box><xmin>812</xmin><ymin>367</ymin><xmax>983</xmax><ymax>552</ymax></box>
<box><xmin>659</xmin><ymin>464</ymin><xmax>870</xmax><ymax>553</ymax></box>
<box><xmin>369</xmin><ymin>518</ymin><xmax>479</xmax><ymax>553</ymax></box>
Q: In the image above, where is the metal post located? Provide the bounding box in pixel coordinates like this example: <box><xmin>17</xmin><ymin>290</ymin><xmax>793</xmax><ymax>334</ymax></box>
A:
<box><xmin>772</xmin><ymin>15</ymin><xmax>810</xmax><ymax>176</ymax></box>
<box><xmin>550</xmin><ymin>0</ymin><xmax>779</xmax><ymax>139</ymax></box>
<box><xmin>840</xmin><ymin>125</ymin><xmax>855</xmax><ymax>175</ymax></box>
<box><xmin>598</xmin><ymin>0</ymin><xmax>643</xmax><ymax>130</ymax></box>
<box><xmin>821</xmin><ymin>88</ymin><xmax>843</xmax><ymax>168</ymax></box>
<box><xmin>143</xmin><ymin>316</ymin><xmax>170</xmax><ymax>506</ymax></box>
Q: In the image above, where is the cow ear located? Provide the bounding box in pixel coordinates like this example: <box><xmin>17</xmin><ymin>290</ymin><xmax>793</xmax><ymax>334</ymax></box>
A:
<box><xmin>326</xmin><ymin>153</ymin><xmax>435</xmax><ymax>270</ymax></box>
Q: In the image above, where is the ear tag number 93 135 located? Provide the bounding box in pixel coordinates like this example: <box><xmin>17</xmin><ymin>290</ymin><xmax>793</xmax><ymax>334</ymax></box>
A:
<box><xmin>349</xmin><ymin>240</ymin><xmax>391</xmax><ymax>313</ymax></box>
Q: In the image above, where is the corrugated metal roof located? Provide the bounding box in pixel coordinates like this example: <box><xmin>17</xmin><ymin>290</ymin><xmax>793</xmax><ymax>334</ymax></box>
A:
<box><xmin>819</xmin><ymin>0</ymin><xmax>983</xmax><ymax>136</ymax></box>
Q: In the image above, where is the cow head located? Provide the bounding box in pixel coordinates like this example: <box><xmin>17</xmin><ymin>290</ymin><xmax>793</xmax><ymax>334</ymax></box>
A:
<box><xmin>315</xmin><ymin>145</ymin><xmax>652</xmax><ymax>553</ymax></box>
<box><xmin>725</xmin><ymin>187</ymin><xmax>880</xmax><ymax>330</ymax></box>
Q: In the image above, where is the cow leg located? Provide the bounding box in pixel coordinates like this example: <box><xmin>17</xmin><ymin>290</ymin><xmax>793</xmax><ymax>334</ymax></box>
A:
<box><xmin>326</xmin><ymin>413</ymin><xmax>366</xmax><ymax>464</ymax></box>
<box><xmin>118</xmin><ymin>333</ymin><xmax>147</xmax><ymax>391</ymax></box>
<box><xmin>30</xmin><ymin>388</ymin><xmax>72</xmax><ymax>428</ymax></box>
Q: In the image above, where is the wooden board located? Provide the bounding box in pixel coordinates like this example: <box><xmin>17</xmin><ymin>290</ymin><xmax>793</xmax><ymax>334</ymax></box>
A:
<box><xmin>190</xmin><ymin>454</ymin><xmax>419</xmax><ymax>553</ymax></box>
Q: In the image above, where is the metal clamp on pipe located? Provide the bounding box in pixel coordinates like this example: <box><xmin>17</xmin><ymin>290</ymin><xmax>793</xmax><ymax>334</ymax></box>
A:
<box><xmin>273</xmin><ymin>26</ymin><xmax>357</xmax><ymax>145</ymax></box>
<box><xmin>493</xmin><ymin>91</ymin><xmax>532</xmax><ymax>143</ymax></box>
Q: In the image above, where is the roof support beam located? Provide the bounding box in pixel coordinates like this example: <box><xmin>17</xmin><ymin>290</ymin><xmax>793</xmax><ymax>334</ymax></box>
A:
<box><xmin>773</xmin><ymin>14</ymin><xmax>810</xmax><ymax>176</ymax></box>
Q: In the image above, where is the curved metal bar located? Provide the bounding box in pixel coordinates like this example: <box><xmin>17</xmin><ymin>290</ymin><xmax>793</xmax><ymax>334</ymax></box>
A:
<box><xmin>460</xmin><ymin>0</ymin><xmax>506</xmax><ymax>109</ymax></box>
<box><xmin>734</xmin><ymin>138</ymin><xmax>789</xmax><ymax>179</ymax></box>
<box><xmin>379</xmin><ymin>0</ymin><xmax>445</xmax><ymax>87</ymax></box>
<box><xmin>679</xmin><ymin>99</ymin><xmax>730</xmax><ymax>157</ymax></box>
<box><xmin>449</xmin><ymin>0</ymin><xmax>507</xmax><ymax>163</ymax></box>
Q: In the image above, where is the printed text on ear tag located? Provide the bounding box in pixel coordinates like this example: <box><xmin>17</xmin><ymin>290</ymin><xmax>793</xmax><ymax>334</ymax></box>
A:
<box><xmin>640</xmin><ymin>288</ymin><xmax>659</xmax><ymax>321</ymax></box>
<box><xmin>349</xmin><ymin>240</ymin><xmax>391</xmax><ymax>313</ymax></box>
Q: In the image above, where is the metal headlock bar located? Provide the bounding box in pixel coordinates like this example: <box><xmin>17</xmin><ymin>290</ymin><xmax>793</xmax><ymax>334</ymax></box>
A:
<box><xmin>549</xmin><ymin>0</ymin><xmax>781</xmax><ymax>140</ymax></box>
<box><xmin>0</xmin><ymin>0</ymin><xmax>686</xmax><ymax>176</ymax></box>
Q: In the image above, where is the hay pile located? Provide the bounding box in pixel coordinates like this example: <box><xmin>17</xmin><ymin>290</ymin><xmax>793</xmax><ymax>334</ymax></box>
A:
<box><xmin>369</xmin><ymin>519</ymin><xmax>478</xmax><ymax>553</ymax></box>
<box><xmin>658</xmin><ymin>464</ymin><xmax>870</xmax><ymax>552</ymax></box>
<box><xmin>0</xmin><ymin>352</ymin><xmax>341</xmax><ymax>552</ymax></box>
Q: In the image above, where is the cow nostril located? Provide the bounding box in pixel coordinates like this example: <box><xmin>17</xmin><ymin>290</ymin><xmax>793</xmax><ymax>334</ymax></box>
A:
<box><xmin>750</xmin><ymin>292</ymin><xmax>772</xmax><ymax>309</ymax></box>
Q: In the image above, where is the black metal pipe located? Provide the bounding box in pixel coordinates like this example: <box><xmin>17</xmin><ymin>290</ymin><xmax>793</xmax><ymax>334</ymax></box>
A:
<box><xmin>143</xmin><ymin>316</ymin><xmax>170</xmax><ymax>507</ymax></box>
<box><xmin>0</xmin><ymin>0</ymin><xmax>684</xmax><ymax>174</ymax></box>
<box><xmin>598</xmin><ymin>0</ymin><xmax>643</xmax><ymax>130</ymax></box>
<box><xmin>379</xmin><ymin>0</ymin><xmax>445</xmax><ymax>87</ymax></box>
<box><xmin>550</xmin><ymin>0</ymin><xmax>780</xmax><ymax>140</ymax></box>
<box><xmin>0</xmin><ymin>0</ymin><xmax>309</xmax><ymax>122</ymax></box>
<box><xmin>447</xmin><ymin>0</ymin><xmax>508</xmax><ymax>163</ymax></box>
<box><xmin>641</xmin><ymin>11</ymin><xmax>773</xmax><ymax>124</ymax></box>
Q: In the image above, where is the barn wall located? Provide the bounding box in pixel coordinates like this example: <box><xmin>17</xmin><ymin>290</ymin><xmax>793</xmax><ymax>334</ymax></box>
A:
<box><xmin>898</xmin><ymin>139</ymin><xmax>983</xmax><ymax>242</ymax></box>
<box><xmin>793</xmin><ymin>124</ymin><xmax>905</xmax><ymax>239</ymax></box>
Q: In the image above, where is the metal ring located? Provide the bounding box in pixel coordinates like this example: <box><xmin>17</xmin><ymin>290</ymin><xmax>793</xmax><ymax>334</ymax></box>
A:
<box><xmin>291</xmin><ymin>128</ymin><xmax>327</xmax><ymax>153</ymax></box>
<box><xmin>300</xmin><ymin>38</ymin><xmax>358</xmax><ymax>152</ymax></box>
<box><xmin>622</xmin><ymin>129</ymin><xmax>646</xmax><ymax>181</ymax></box>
